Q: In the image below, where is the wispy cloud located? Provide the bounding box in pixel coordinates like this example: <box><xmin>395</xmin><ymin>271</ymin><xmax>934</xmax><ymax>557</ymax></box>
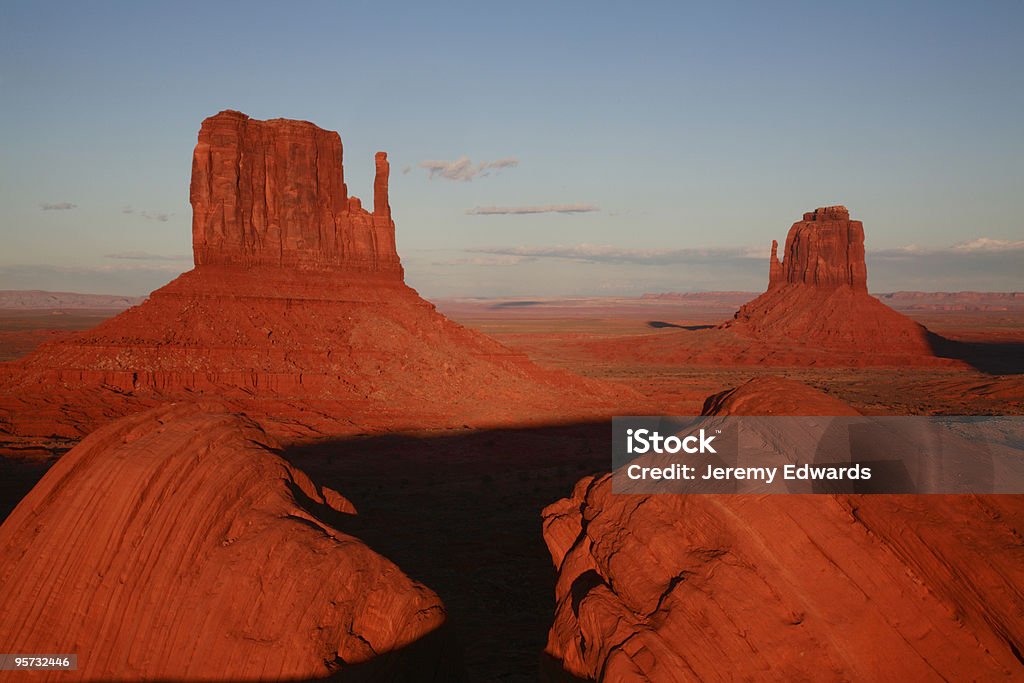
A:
<box><xmin>39</xmin><ymin>202</ymin><xmax>76</xmax><ymax>211</ymax></box>
<box><xmin>468</xmin><ymin>244</ymin><xmax>760</xmax><ymax>265</ymax></box>
<box><xmin>0</xmin><ymin>263</ymin><xmax>189</xmax><ymax>296</ymax></box>
<box><xmin>437</xmin><ymin>238</ymin><xmax>1022</xmax><ymax>293</ymax></box>
<box><xmin>467</xmin><ymin>204</ymin><xmax>600</xmax><ymax>216</ymax></box>
<box><xmin>870</xmin><ymin>238</ymin><xmax>1024</xmax><ymax>259</ymax></box>
<box><xmin>431</xmin><ymin>254</ymin><xmax>533</xmax><ymax>267</ymax></box>
<box><xmin>105</xmin><ymin>251</ymin><xmax>190</xmax><ymax>262</ymax></box>
<box><xmin>950</xmin><ymin>237</ymin><xmax>1024</xmax><ymax>253</ymax></box>
<box><xmin>122</xmin><ymin>207</ymin><xmax>172</xmax><ymax>222</ymax></box>
<box><xmin>419</xmin><ymin>156</ymin><xmax>519</xmax><ymax>181</ymax></box>
<box><xmin>461</xmin><ymin>237</ymin><xmax>1024</xmax><ymax>269</ymax></box>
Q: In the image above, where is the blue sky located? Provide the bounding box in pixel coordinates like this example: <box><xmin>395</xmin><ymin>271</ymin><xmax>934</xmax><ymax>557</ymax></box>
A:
<box><xmin>1</xmin><ymin>1</ymin><xmax>1021</xmax><ymax>295</ymax></box>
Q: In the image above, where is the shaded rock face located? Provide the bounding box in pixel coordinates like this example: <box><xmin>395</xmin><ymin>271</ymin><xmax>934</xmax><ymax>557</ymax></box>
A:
<box><xmin>191</xmin><ymin>110</ymin><xmax>402</xmax><ymax>275</ymax></box>
<box><xmin>0</xmin><ymin>112</ymin><xmax>626</xmax><ymax>442</ymax></box>
<box><xmin>0</xmin><ymin>402</ymin><xmax>452</xmax><ymax>681</ymax></box>
<box><xmin>725</xmin><ymin>206</ymin><xmax>932</xmax><ymax>355</ymax></box>
<box><xmin>542</xmin><ymin>379</ymin><xmax>1024</xmax><ymax>681</ymax></box>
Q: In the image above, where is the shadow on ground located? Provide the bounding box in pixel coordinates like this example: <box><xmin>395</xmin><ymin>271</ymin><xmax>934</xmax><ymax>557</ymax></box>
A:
<box><xmin>0</xmin><ymin>459</ymin><xmax>53</xmax><ymax>520</ymax></box>
<box><xmin>283</xmin><ymin>422</ymin><xmax>610</xmax><ymax>683</ymax></box>
<box><xmin>647</xmin><ymin>320</ymin><xmax>715</xmax><ymax>330</ymax></box>
<box><xmin>0</xmin><ymin>422</ymin><xmax>609</xmax><ymax>681</ymax></box>
<box><xmin>928</xmin><ymin>332</ymin><xmax>1024</xmax><ymax>375</ymax></box>
<box><xmin>82</xmin><ymin>624</ymin><xmax>463</xmax><ymax>682</ymax></box>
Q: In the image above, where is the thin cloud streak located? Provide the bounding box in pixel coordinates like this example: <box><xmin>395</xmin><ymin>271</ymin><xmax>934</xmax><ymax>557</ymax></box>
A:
<box><xmin>467</xmin><ymin>204</ymin><xmax>600</xmax><ymax>216</ymax></box>
<box><xmin>468</xmin><ymin>244</ymin><xmax>759</xmax><ymax>264</ymax></box>
<box><xmin>0</xmin><ymin>263</ymin><xmax>190</xmax><ymax>296</ymax></box>
<box><xmin>105</xmin><ymin>251</ymin><xmax>190</xmax><ymax>262</ymax></box>
<box><xmin>950</xmin><ymin>237</ymin><xmax>1024</xmax><ymax>252</ymax></box>
<box><xmin>431</xmin><ymin>254</ymin><xmax>533</xmax><ymax>267</ymax></box>
<box><xmin>39</xmin><ymin>202</ymin><xmax>76</xmax><ymax>211</ymax></box>
<box><xmin>464</xmin><ymin>237</ymin><xmax>1024</xmax><ymax>267</ymax></box>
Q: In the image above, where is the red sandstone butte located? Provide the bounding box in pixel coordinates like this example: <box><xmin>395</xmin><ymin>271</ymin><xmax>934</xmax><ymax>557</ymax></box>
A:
<box><xmin>0</xmin><ymin>111</ymin><xmax>627</xmax><ymax>443</ymax></box>
<box><xmin>0</xmin><ymin>402</ymin><xmax>455</xmax><ymax>682</ymax></box>
<box><xmin>724</xmin><ymin>206</ymin><xmax>933</xmax><ymax>354</ymax></box>
<box><xmin>190</xmin><ymin>111</ymin><xmax>401</xmax><ymax>274</ymax></box>
<box><xmin>542</xmin><ymin>378</ymin><xmax>1024</xmax><ymax>681</ymax></box>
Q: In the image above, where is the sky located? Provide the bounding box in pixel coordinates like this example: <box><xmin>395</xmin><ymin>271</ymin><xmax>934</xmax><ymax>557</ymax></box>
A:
<box><xmin>1</xmin><ymin>0</ymin><xmax>1022</xmax><ymax>296</ymax></box>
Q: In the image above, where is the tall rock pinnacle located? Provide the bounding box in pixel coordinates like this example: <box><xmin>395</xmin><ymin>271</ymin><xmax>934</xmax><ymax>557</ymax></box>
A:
<box><xmin>768</xmin><ymin>239</ymin><xmax>783</xmax><ymax>288</ymax></box>
<box><xmin>190</xmin><ymin>110</ymin><xmax>402</xmax><ymax>275</ymax></box>
<box><xmin>374</xmin><ymin>151</ymin><xmax>391</xmax><ymax>217</ymax></box>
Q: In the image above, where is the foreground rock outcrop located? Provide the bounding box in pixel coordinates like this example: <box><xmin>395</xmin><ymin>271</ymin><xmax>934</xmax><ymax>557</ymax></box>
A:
<box><xmin>0</xmin><ymin>111</ymin><xmax>626</xmax><ymax>445</ymax></box>
<box><xmin>542</xmin><ymin>378</ymin><xmax>1024</xmax><ymax>681</ymax></box>
<box><xmin>0</xmin><ymin>402</ymin><xmax>454</xmax><ymax>681</ymax></box>
<box><xmin>724</xmin><ymin>206</ymin><xmax>933</xmax><ymax>355</ymax></box>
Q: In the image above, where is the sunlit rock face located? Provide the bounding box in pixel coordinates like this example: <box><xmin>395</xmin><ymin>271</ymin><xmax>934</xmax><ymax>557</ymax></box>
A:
<box><xmin>541</xmin><ymin>378</ymin><xmax>1024</xmax><ymax>681</ymax></box>
<box><xmin>0</xmin><ymin>402</ymin><xmax>451</xmax><ymax>681</ymax></box>
<box><xmin>0</xmin><ymin>111</ymin><xmax>626</xmax><ymax>442</ymax></box>
<box><xmin>191</xmin><ymin>110</ymin><xmax>403</xmax><ymax>275</ymax></box>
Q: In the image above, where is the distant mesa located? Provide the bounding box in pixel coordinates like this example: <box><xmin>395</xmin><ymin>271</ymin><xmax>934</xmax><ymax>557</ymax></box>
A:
<box><xmin>0</xmin><ymin>402</ymin><xmax>454</xmax><ymax>681</ymax></box>
<box><xmin>0</xmin><ymin>290</ymin><xmax>145</xmax><ymax>310</ymax></box>
<box><xmin>722</xmin><ymin>205</ymin><xmax>933</xmax><ymax>355</ymax></box>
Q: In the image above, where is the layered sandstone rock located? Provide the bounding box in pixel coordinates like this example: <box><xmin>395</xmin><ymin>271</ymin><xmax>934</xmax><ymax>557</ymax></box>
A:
<box><xmin>191</xmin><ymin>111</ymin><xmax>401</xmax><ymax>275</ymax></box>
<box><xmin>768</xmin><ymin>206</ymin><xmax>867</xmax><ymax>290</ymax></box>
<box><xmin>542</xmin><ymin>379</ymin><xmax>1024</xmax><ymax>681</ymax></box>
<box><xmin>0</xmin><ymin>112</ymin><xmax>626</xmax><ymax>443</ymax></box>
<box><xmin>724</xmin><ymin>206</ymin><xmax>933</xmax><ymax>355</ymax></box>
<box><xmin>0</xmin><ymin>402</ymin><xmax>454</xmax><ymax>681</ymax></box>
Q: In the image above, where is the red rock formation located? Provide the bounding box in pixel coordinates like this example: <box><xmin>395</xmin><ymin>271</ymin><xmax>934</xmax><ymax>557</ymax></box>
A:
<box><xmin>0</xmin><ymin>111</ymin><xmax>628</xmax><ymax>443</ymax></box>
<box><xmin>0</xmin><ymin>402</ymin><xmax>454</xmax><ymax>681</ymax></box>
<box><xmin>190</xmin><ymin>111</ymin><xmax>401</xmax><ymax>275</ymax></box>
<box><xmin>725</xmin><ymin>206</ymin><xmax>933</xmax><ymax>355</ymax></box>
<box><xmin>771</xmin><ymin>205</ymin><xmax>867</xmax><ymax>290</ymax></box>
<box><xmin>542</xmin><ymin>379</ymin><xmax>1024</xmax><ymax>681</ymax></box>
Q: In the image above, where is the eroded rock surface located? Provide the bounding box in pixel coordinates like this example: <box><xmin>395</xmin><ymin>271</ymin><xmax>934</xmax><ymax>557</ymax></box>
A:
<box><xmin>542</xmin><ymin>379</ymin><xmax>1024</xmax><ymax>681</ymax></box>
<box><xmin>0</xmin><ymin>402</ymin><xmax>452</xmax><ymax>681</ymax></box>
<box><xmin>191</xmin><ymin>111</ymin><xmax>402</xmax><ymax>274</ymax></box>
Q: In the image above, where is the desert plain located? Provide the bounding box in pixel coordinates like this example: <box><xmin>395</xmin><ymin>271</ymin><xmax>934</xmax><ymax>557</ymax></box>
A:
<box><xmin>1</xmin><ymin>288</ymin><xmax>1022</xmax><ymax>680</ymax></box>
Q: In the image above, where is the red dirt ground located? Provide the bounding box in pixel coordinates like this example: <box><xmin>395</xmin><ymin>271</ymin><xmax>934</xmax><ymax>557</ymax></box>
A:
<box><xmin>1</xmin><ymin>293</ymin><xmax>1021</xmax><ymax>681</ymax></box>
